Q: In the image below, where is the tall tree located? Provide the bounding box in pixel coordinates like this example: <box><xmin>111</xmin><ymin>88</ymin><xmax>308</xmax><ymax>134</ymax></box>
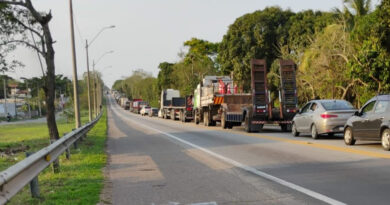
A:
<box><xmin>218</xmin><ymin>7</ymin><xmax>293</xmax><ymax>90</ymax></box>
<box><xmin>343</xmin><ymin>0</ymin><xmax>372</xmax><ymax>17</ymax></box>
<box><xmin>0</xmin><ymin>0</ymin><xmax>60</xmax><ymax>171</ymax></box>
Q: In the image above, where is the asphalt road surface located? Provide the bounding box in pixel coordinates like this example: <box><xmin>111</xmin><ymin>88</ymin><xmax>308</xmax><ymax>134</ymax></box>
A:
<box><xmin>104</xmin><ymin>95</ymin><xmax>390</xmax><ymax>205</ymax></box>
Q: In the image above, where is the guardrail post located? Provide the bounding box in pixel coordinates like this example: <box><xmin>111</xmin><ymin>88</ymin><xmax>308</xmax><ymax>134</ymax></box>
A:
<box><xmin>26</xmin><ymin>152</ymin><xmax>40</xmax><ymax>198</ymax></box>
<box><xmin>50</xmin><ymin>139</ymin><xmax>61</xmax><ymax>173</ymax></box>
<box><xmin>66</xmin><ymin>148</ymin><xmax>71</xmax><ymax>160</ymax></box>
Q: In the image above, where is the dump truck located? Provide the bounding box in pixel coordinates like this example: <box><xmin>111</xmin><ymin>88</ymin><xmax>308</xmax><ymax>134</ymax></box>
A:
<box><xmin>243</xmin><ymin>59</ymin><xmax>298</xmax><ymax>132</ymax></box>
<box><xmin>160</xmin><ymin>89</ymin><xmax>193</xmax><ymax>121</ymax></box>
<box><xmin>193</xmin><ymin>76</ymin><xmax>252</xmax><ymax>129</ymax></box>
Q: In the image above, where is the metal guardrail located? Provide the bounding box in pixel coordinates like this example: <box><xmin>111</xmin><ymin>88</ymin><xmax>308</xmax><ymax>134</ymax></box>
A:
<box><xmin>0</xmin><ymin>112</ymin><xmax>103</xmax><ymax>204</ymax></box>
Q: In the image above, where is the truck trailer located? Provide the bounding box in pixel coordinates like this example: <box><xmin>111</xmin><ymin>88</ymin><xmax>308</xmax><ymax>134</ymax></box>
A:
<box><xmin>243</xmin><ymin>59</ymin><xmax>298</xmax><ymax>132</ymax></box>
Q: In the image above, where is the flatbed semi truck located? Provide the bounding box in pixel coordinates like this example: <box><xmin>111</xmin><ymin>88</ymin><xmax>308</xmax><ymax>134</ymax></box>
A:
<box><xmin>244</xmin><ymin>59</ymin><xmax>298</xmax><ymax>132</ymax></box>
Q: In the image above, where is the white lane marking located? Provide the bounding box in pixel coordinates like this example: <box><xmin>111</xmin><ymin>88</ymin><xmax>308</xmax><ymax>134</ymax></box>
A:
<box><xmin>110</xmin><ymin>99</ymin><xmax>346</xmax><ymax>205</ymax></box>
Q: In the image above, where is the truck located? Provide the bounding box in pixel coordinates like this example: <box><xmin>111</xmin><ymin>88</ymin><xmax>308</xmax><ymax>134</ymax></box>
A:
<box><xmin>160</xmin><ymin>89</ymin><xmax>193</xmax><ymax>122</ymax></box>
<box><xmin>243</xmin><ymin>59</ymin><xmax>298</xmax><ymax>132</ymax></box>
<box><xmin>132</xmin><ymin>100</ymin><xmax>148</xmax><ymax>114</ymax></box>
<box><xmin>193</xmin><ymin>76</ymin><xmax>252</xmax><ymax>129</ymax></box>
<box><xmin>119</xmin><ymin>97</ymin><xmax>129</xmax><ymax>108</ymax></box>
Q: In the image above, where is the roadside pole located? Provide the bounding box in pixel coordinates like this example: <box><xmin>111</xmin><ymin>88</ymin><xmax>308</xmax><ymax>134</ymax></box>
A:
<box><xmin>85</xmin><ymin>40</ymin><xmax>92</xmax><ymax>122</ymax></box>
<box><xmin>3</xmin><ymin>77</ymin><xmax>7</xmax><ymax>116</ymax></box>
<box><xmin>37</xmin><ymin>84</ymin><xmax>41</xmax><ymax>117</ymax></box>
<box><xmin>92</xmin><ymin>62</ymin><xmax>97</xmax><ymax>117</ymax></box>
<box><xmin>69</xmin><ymin>0</ymin><xmax>81</xmax><ymax>128</ymax></box>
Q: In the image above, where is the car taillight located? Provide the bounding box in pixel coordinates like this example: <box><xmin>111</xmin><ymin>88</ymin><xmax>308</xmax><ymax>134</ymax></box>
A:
<box><xmin>287</xmin><ymin>109</ymin><xmax>296</xmax><ymax>113</ymax></box>
<box><xmin>256</xmin><ymin>109</ymin><xmax>266</xmax><ymax>113</ymax></box>
<box><xmin>186</xmin><ymin>107</ymin><xmax>192</xmax><ymax>111</ymax></box>
<box><xmin>321</xmin><ymin>114</ymin><xmax>338</xmax><ymax>119</ymax></box>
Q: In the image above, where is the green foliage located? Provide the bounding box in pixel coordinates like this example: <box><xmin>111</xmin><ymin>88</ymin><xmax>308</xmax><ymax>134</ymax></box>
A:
<box><xmin>218</xmin><ymin>7</ymin><xmax>294</xmax><ymax>91</ymax></box>
<box><xmin>114</xmin><ymin>38</ymin><xmax>219</xmax><ymax>106</ymax></box>
<box><xmin>7</xmin><ymin>107</ymin><xmax>108</xmax><ymax>205</ymax></box>
<box><xmin>157</xmin><ymin>62</ymin><xmax>175</xmax><ymax>90</ymax></box>
<box><xmin>113</xmin><ymin>70</ymin><xmax>160</xmax><ymax>107</ymax></box>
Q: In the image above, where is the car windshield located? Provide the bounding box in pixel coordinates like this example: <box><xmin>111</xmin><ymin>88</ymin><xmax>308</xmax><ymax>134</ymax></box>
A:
<box><xmin>321</xmin><ymin>100</ymin><xmax>354</xmax><ymax>110</ymax></box>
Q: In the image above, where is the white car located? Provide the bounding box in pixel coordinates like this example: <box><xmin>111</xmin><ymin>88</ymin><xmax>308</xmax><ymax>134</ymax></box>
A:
<box><xmin>140</xmin><ymin>106</ymin><xmax>151</xmax><ymax>116</ymax></box>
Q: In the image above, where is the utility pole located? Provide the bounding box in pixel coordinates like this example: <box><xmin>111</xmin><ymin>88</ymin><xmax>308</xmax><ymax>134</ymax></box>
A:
<box><xmin>92</xmin><ymin>61</ymin><xmax>97</xmax><ymax>117</ymax></box>
<box><xmin>85</xmin><ymin>40</ymin><xmax>92</xmax><ymax>121</ymax></box>
<box><xmin>3</xmin><ymin>77</ymin><xmax>7</xmax><ymax>116</ymax></box>
<box><xmin>69</xmin><ymin>0</ymin><xmax>81</xmax><ymax>128</ymax></box>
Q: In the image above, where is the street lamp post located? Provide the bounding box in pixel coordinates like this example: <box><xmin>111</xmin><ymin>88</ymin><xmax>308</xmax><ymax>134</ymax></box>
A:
<box><xmin>92</xmin><ymin>51</ymin><xmax>114</xmax><ymax>116</ymax></box>
<box><xmin>69</xmin><ymin>0</ymin><xmax>81</xmax><ymax>128</ymax></box>
<box><xmin>85</xmin><ymin>25</ymin><xmax>115</xmax><ymax>121</ymax></box>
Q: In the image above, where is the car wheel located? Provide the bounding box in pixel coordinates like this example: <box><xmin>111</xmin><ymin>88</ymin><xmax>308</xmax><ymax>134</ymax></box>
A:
<box><xmin>292</xmin><ymin>123</ymin><xmax>300</xmax><ymax>137</ymax></box>
<box><xmin>344</xmin><ymin>127</ymin><xmax>356</xmax><ymax>145</ymax></box>
<box><xmin>311</xmin><ymin>124</ymin><xmax>319</xmax><ymax>139</ymax></box>
<box><xmin>381</xmin><ymin>129</ymin><xmax>390</xmax><ymax>151</ymax></box>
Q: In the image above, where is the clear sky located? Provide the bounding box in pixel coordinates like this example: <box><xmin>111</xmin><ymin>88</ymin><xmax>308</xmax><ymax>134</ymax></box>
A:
<box><xmin>6</xmin><ymin>0</ymin><xmax>380</xmax><ymax>88</ymax></box>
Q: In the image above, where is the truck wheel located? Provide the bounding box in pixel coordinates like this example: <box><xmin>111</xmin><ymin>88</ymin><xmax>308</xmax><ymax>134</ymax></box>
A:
<box><xmin>251</xmin><ymin>124</ymin><xmax>261</xmax><ymax>133</ymax></box>
<box><xmin>195</xmin><ymin>112</ymin><xmax>199</xmax><ymax>124</ymax></box>
<box><xmin>171</xmin><ymin>111</ymin><xmax>176</xmax><ymax>121</ymax></box>
<box><xmin>179</xmin><ymin>110</ymin><xmax>184</xmax><ymax>122</ymax></box>
<box><xmin>221</xmin><ymin>112</ymin><xmax>227</xmax><ymax>129</ymax></box>
<box><xmin>204</xmin><ymin>112</ymin><xmax>209</xmax><ymax>126</ymax></box>
<box><xmin>245</xmin><ymin>116</ymin><xmax>252</xmax><ymax>133</ymax></box>
<box><xmin>281</xmin><ymin>124</ymin><xmax>288</xmax><ymax>132</ymax></box>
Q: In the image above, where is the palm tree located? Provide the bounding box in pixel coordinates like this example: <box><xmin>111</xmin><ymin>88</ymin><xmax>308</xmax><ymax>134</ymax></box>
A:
<box><xmin>343</xmin><ymin>0</ymin><xmax>372</xmax><ymax>17</ymax></box>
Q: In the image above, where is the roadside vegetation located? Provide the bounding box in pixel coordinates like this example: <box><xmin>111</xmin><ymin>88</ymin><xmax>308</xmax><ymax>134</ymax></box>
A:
<box><xmin>113</xmin><ymin>0</ymin><xmax>390</xmax><ymax>108</ymax></box>
<box><xmin>0</xmin><ymin>110</ymin><xmax>90</xmax><ymax>171</ymax></box>
<box><xmin>6</xmin><ymin>107</ymin><xmax>107</xmax><ymax>205</ymax></box>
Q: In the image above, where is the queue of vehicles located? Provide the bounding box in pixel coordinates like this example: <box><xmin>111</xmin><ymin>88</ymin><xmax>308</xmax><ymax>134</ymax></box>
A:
<box><xmin>112</xmin><ymin>58</ymin><xmax>390</xmax><ymax>151</ymax></box>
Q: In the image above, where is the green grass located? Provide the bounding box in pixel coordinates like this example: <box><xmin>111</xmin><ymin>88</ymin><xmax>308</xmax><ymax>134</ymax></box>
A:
<box><xmin>1</xmin><ymin>108</ymin><xmax>107</xmax><ymax>205</ymax></box>
<box><xmin>0</xmin><ymin>112</ymin><xmax>90</xmax><ymax>171</ymax></box>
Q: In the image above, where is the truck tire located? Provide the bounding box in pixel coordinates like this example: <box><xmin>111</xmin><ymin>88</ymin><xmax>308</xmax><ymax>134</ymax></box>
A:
<box><xmin>195</xmin><ymin>111</ymin><xmax>199</xmax><ymax>124</ymax></box>
<box><xmin>171</xmin><ymin>110</ymin><xmax>176</xmax><ymax>121</ymax></box>
<box><xmin>180</xmin><ymin>110</ymin><xmax>185</xmax><ymax>122</ymax></box>
<box><xmin>221</xmin><ymin>112</ymin><xmax>228</xmax><ymax>129</ymax></box>
<box><xmin>204</xmin><ymin>111</ymin><xmax>209</xmax><ymax>126</ymax></box>
<box><xmin>251</xmin><ymin>124</ymin><xmax>262</xmax><ymax>133</ymax></box>
<box><xmin>245</xmin><ymin>115</ymin><xmax>252</xmax><ymax>132</ymax></box>
<box><xmin>281</xmin><ymin>124</ymin><xmax>288</xmax><ymax>132</ymax></box>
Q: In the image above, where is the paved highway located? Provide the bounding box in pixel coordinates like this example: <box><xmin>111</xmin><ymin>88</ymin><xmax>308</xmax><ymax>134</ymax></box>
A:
<box><xmin>104</xmin><ymin>95</ymin><xmax>390</xmax><ymax>205</ymax></box>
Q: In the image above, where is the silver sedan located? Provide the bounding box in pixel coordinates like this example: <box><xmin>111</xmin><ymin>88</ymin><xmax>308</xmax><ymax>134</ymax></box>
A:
<box><xmin>292</xmin><ymin>100</ymin><xmax>357</xmax><ymax>139</ymax></box>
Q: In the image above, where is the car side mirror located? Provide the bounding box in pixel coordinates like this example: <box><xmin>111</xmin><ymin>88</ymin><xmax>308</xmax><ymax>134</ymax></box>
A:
<box><xmin>354</xmin><ymin>111</ymin><xmax>360</xmax><ymax>116</ymax></box>
<box><xmin>298</xmin><ymin>109</ymin><xmax>302</xmax><ymax>114</ymax></box>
